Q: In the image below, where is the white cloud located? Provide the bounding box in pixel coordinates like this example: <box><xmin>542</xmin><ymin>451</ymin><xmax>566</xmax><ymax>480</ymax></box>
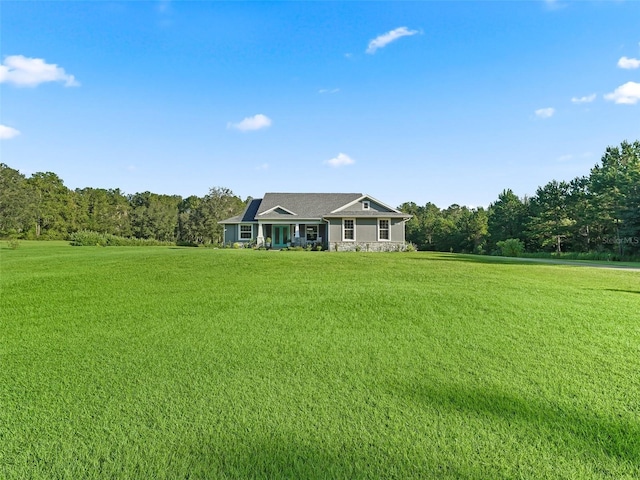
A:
<box><xmin>256</xmin><ymin>163</ymin><xmax>269</xmax><ymax>171</ymax></box>
<box><xmin>617</xmin><ymin>56</ymin><xmax>640</xmax><ymax>70</ymax></box>
<box><xmin>366</xmin><ymin>27</ymin><xmax>419</xmax><ymax>54</ymax></box>
<box><xmin>228</xmin><ymin>114</ymin><xmax>272</xmax><ymax>132</ymax></box>
<box><xmin>535</xmin><ymin>107</ymin><xmax>555</xmax><ymax>119</ymax></box>
<box><xmin>157</xmin><ymin>0</ymin><xmax>171</xmax><ymax>14</ymax></box>
<box><xmin>0</xmin><ymin>124</ymin><xmax>21</xmax><ymax>140</ymax></box>
<box><xmin>319</xmin><ymin>88</ymin><xmax>340</xmax><ymax>94</ymax></box>
<box><xmin>543</xmin><ymin>0</ymin><xmax>566</xmax><ymax>11</ymax></box>
<box><xmin>571</xmin><ymin>93</ymin><xmax>596</xmax><ymax>104</ymax></box>
<box><xmin>0</xmin><ymin>55</ymin><xmax>79</xmax><ymax>87</ymax></box>
<box><xmin>604</xmin><ymin>81</ymin><xmax>640</xmax><ymax>105</ymax></box>
<box><xmin>325</xmin><ymin>153</ymin><xmax>355</xmax><ymax>168</ymax></box>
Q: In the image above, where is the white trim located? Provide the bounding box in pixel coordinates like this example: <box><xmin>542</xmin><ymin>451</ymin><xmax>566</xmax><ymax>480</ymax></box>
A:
<box><xmin>331</xmin><ymin>194</ymin><xmax>401</xmax><ymax>214</ymax></box>
<box><xmin>239</xmin><ymin>224</ymin><xmax>253</xmax><ymax>240</ymax></box>
<box><xmin>378</xmin><ymin>218</ymin><xmax>390</xmax><ymax>241</ymax></box>
<box><xmin>342</xmin><ymin>218</ymin><xmax>355</xmax><ymax>241</ymax></box>
<box><xmin>362</xmin><ymin>200</ymin><xmax>370</xmax><ymax>210</ymax></box>
<box><xmin>258</xmin><ymin>205</ymin><xmax>297</xmax><ymax>216</ymax></box>
<box><xmin>305</xmin><ymin>224</ymin><xmax>319</xmax><ymax>241</ymax></box>
<box><xmin>325</xmin><ymin>218</ymin><xmax>331</xmax><ymax>245</ymax></box>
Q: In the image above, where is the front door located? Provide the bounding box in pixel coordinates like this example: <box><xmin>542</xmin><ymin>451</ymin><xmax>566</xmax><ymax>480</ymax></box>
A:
<box><xmin>273</xmin><ymin>225</ymin><xmax>290</xmax><ymax>248</ymax></box>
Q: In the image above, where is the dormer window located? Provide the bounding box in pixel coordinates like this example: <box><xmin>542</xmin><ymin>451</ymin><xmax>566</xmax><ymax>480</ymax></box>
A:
<box><xmin>363</xmin><ymin>201</ymin><xmax>370</xmax><ymax>210</ymax></box>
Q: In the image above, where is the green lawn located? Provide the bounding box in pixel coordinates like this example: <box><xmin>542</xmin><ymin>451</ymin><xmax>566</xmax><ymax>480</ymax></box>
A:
<box><xmin>1</xmin><ymin>242</ymin><xmax>639</xmax><ymax>479</ymax></box>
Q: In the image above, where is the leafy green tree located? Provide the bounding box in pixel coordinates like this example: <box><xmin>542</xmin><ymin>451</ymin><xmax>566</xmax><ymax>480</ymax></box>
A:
<box><xmin>487</xmin><ymin>189</ymin><xmax>527</xmax><ymax>252</ymax></box>
<box><xmin>197</xmin><ymin>187</ymin><xmax>245</xmax><ymax>244</ymax></box>
<box><xmin>564</xmin><ymin>176</ymin><xmax>596</xmax><ymax>253</ymax></box>
<box><xmin>177</xmin><ymin>195</ymin><xmax>200</xmax><ymax>243</ymax></box>
<box><xmin>590</xmin><ymin>141</ymin><xmax>640</xmax><ymax>255</ymax></box>
<box><xmin>528</xmin><ymin>180</ymin><xmax>575</xmax><ymax>253</ymax></box>
<box><xmin>0</xmin><ymin>164</ymin><xmax>34</xmax><ymax>237</ymax></box>
<box><xmin>398</xmin><ymin>202</ymin><xmax>443</xmax><ymax>250</ymax></box>
<box><xmin>26</xmin><ymin>172</ymin><xmax>74</xmax><ymax>238</ymax></box>
<box><xmin>129</xmin><ymin>192</ymin><xmax>181</xmax><ymax>241</ymax></box>
<box><xmin>466</xmin><ymin>207</ymin><xmax>489</xmax><ymax>254</ymax></box>
<box><xmin>75</xmin><ymin>188</ymin><xmax>131</xmax><ymax>236</ymax></box>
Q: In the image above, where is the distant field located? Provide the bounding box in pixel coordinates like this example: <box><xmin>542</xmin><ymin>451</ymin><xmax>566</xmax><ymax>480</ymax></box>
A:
<box><xmin>1</xmin><ymin>242</ymin><xmax>639</xmax><ymax>479</ymax></box>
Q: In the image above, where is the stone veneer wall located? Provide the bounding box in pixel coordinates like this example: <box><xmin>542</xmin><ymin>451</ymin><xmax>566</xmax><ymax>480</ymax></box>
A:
<box><xmin>330</xmin><ymin>241</ymin><xmax>407</xmax><ymax>252</ymax></box>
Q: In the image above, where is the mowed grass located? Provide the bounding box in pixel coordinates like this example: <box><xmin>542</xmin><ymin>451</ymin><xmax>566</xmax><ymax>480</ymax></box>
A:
<box><xmin>1</xmin><ymin>243</ymin><xmax>639</xmax><ymax>479</ymax></box>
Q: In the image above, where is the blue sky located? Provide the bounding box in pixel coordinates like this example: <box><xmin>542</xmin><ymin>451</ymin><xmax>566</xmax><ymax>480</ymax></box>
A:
<box><xmin>1</xmin><ymin>0</ymin><xmax>639</xmax><ymax>208</ymax></box>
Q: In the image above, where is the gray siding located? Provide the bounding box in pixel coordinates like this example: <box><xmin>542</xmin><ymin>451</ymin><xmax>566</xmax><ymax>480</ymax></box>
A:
<box><xmin>328</xmin><ymin>219</ymin><xmax>342</xmax><ymax>243</ymax></box>
<box><xmin>328</xmin><ymin>217</ymin><xmax>406</xmax><ymax>246</ymax></box>
<box><xmin>223</xmin><ymin>225</ymin><xmax>238</xmax><ymax>244</ymax></box>
<box><xmin>355</xmin><ymin>218</ymin><xmax>377</xmax><ymax>242</ymax></box>
<box><xmin>391</xmin><ymin>219</ymin><xmax>405</xmax><ymax>243</ymax></box>
<box><xmin>341</xmin><ymin>199</ymin><xmax>394</xmax><ymax>214</ymax></box>
<box><xmin>224</xmin><ymin>224</ymin><xmax>255</xmax><ymax>244</ymax></box>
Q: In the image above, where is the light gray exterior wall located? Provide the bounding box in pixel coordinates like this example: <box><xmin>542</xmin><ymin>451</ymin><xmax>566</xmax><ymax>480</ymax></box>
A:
<box><xmin>328</xmin><ymin>219</ymin><xmax>342</xmax><ymax>244</ymax></box>
<box><xmin>355</xmin><ymin>218</ymin><xmax>377</xmax><ymax>242</ymax></box>
<box><xmin>223</xmin><ymin>224</ymin><xmax>255</xmax><ymax>245</ymax></box>
<box><xmin>340</xmin><ymin>199</ymin><xmax>393</xmax><ymax>214</ymax></box>
<box><xmin>391</xmin><ymin>218</ymin><xmax>405</xmax><ymax>243</ymax></box>
<box><xmin>327</xmin><ymin>217</ymin><xmax>407</xmax><ymax>251</ymax></box>
<box><xmin>223</xmin><ymin>225</ymin><xmax>238</xmax><ymax>244</ymax></box>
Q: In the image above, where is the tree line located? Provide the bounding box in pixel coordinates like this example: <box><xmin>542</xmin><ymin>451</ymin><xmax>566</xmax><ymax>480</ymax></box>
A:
<box><xmin>0</xmin><ymin>166</ymin><xmax>245</xmax><ymax>245</ymax></box>
<box><xmin>1</xmin><ymin>140</ymin><xmax>638</xmax><ymax>257</ymax></box>
<box><xmin>400</xmin><ymin>140</ymin><xmax>640</xmax><ymax>258</ymax></box>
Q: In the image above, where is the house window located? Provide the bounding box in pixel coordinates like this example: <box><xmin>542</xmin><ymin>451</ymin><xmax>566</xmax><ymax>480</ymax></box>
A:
<box><xmin>378</xmin><ymin>219</ymin><xmax>390</xmax><ymax>240</ymax></box>
<box><xmin>306</xmin><ymin>225</ymin><xmax>318</xmax><ymax>241</ymax></box>
<box><xmin>239</xmin><ymin>224</ymin><xmax>252</xmax><ymax>240</ymax></box>
<box><xmin>363</xmin><ymin>201</ymin><xmax>370</xmax><ymax>210</ymax></box>
<box><xmin>343</xmin><ymin>219</ymin><xmax>355</xmax><ymax>241</ymax></box>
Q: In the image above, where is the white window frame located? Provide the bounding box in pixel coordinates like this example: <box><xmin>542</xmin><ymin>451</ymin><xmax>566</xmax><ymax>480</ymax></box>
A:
<box><xmin>362</xmin><ymin>200</ymin><xmax>370</xmax><ymax>211</ymax></box>
<box><xmin>239</xmin><ymin>224</ymin><xmax>253</xmax><ymax>240</ymax></box>
<box><xmin>343</xmin><ymin>218</ymin><xmax>355</xmax><ymax>241</ymax></box>
<box><xmin>378</xmin><ymin>219</ymin><xmax>390</xmax><ymax>241</ymax></box>
<box><xmin>305</xmin><ymin>225</ymin><xmax>318</xmax><ymax>241</ymax></box>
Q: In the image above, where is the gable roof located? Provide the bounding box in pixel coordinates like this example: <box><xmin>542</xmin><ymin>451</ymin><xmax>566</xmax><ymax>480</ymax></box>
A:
<box><xmin>328</xmin><ymin>194</ymin><xmax>398</xmax><ymax>214</ymax></box>
<box><xmin>219</xmin><ymin>193</ymin><xmax>411</xmax><ymax>223</ymax></box>
<box><xmin>258</xmin><ymin>204</ymin><xmax>297</xmax><ymax>216</ymax></box>
<box><xmin>256</xmin><ymin>193</ymin><xmax>363</xmax><ymax>220</ymax></box>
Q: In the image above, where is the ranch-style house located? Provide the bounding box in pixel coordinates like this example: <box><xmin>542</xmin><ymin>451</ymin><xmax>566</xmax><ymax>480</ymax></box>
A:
<box><xmin>219</xmin><ymin>193</ymin><xmax>412</xmax><ymax>251</ymax></box>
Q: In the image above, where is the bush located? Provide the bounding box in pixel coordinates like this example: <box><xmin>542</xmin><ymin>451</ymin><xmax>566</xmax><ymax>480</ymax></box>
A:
<box><xmin>7</xmin><ymin>238</ymin><xmax>20</xmax><ymax>249</ymax></box>
<box><xmin>496</xmin><ymin>238</ymin><xmax>525</xmax><ymax>257</ymax></box>
<box><xmin>69</xmin><ymin>231</ymin><xmax>173</xmax><ymax>247</ymax></box>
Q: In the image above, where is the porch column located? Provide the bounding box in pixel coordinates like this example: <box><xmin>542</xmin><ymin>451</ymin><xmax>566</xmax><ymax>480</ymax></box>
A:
<box><xmin>257</xmin><ymin>223</ymin><xmax>264</xmax><ymax>246</ymax></box>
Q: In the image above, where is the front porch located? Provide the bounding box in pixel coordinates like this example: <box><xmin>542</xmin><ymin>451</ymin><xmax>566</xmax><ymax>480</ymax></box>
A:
<box><xmin>257</xmin><ymin>222</ymin><xmax>326</xmax><ymax>249</ymax></box>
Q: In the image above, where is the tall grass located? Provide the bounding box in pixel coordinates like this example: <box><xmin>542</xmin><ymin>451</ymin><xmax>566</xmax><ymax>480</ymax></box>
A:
<box><xmin>1</xmin><ymin>244</ymin><xmax>639</xmax><ymax>479</ymax></box>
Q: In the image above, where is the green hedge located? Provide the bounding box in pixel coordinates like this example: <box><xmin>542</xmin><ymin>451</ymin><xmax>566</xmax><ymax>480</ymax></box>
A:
<box><xmin>69</xmin><ymin>231</ymin><xmax>173</xmax><ymax>247</ymax></box>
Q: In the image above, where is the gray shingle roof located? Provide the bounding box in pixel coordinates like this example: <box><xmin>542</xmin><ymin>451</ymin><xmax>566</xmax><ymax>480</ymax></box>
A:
<box><xmin>220</xmin><ymin>193</ymin><xmax>410</xmax><ymax>223</ymax></box>
<box><xmin>256</xmin><ymin>193</ymin><xmax>363</xmax><ymax>219</ymax></box>
<box><xmin>218</xmin><ymin>198</ymin><xmax>262</xmax><ymax>224</ymax></box>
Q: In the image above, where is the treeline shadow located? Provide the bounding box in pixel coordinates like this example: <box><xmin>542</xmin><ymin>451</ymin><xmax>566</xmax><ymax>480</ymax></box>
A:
<box><xmin>393</xmin><ymin>380</ymin><xmax>640</xmax><ymax>470</ymax></box>
<box><xmin>413</xmin><ymin>253</ymin><xmax>640</xmax><ymax>270</ymax></box>
<box><xmin>604</xmin><ymin>288</ymin><xmax>640</xmax><ymax>295</ymax></box>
